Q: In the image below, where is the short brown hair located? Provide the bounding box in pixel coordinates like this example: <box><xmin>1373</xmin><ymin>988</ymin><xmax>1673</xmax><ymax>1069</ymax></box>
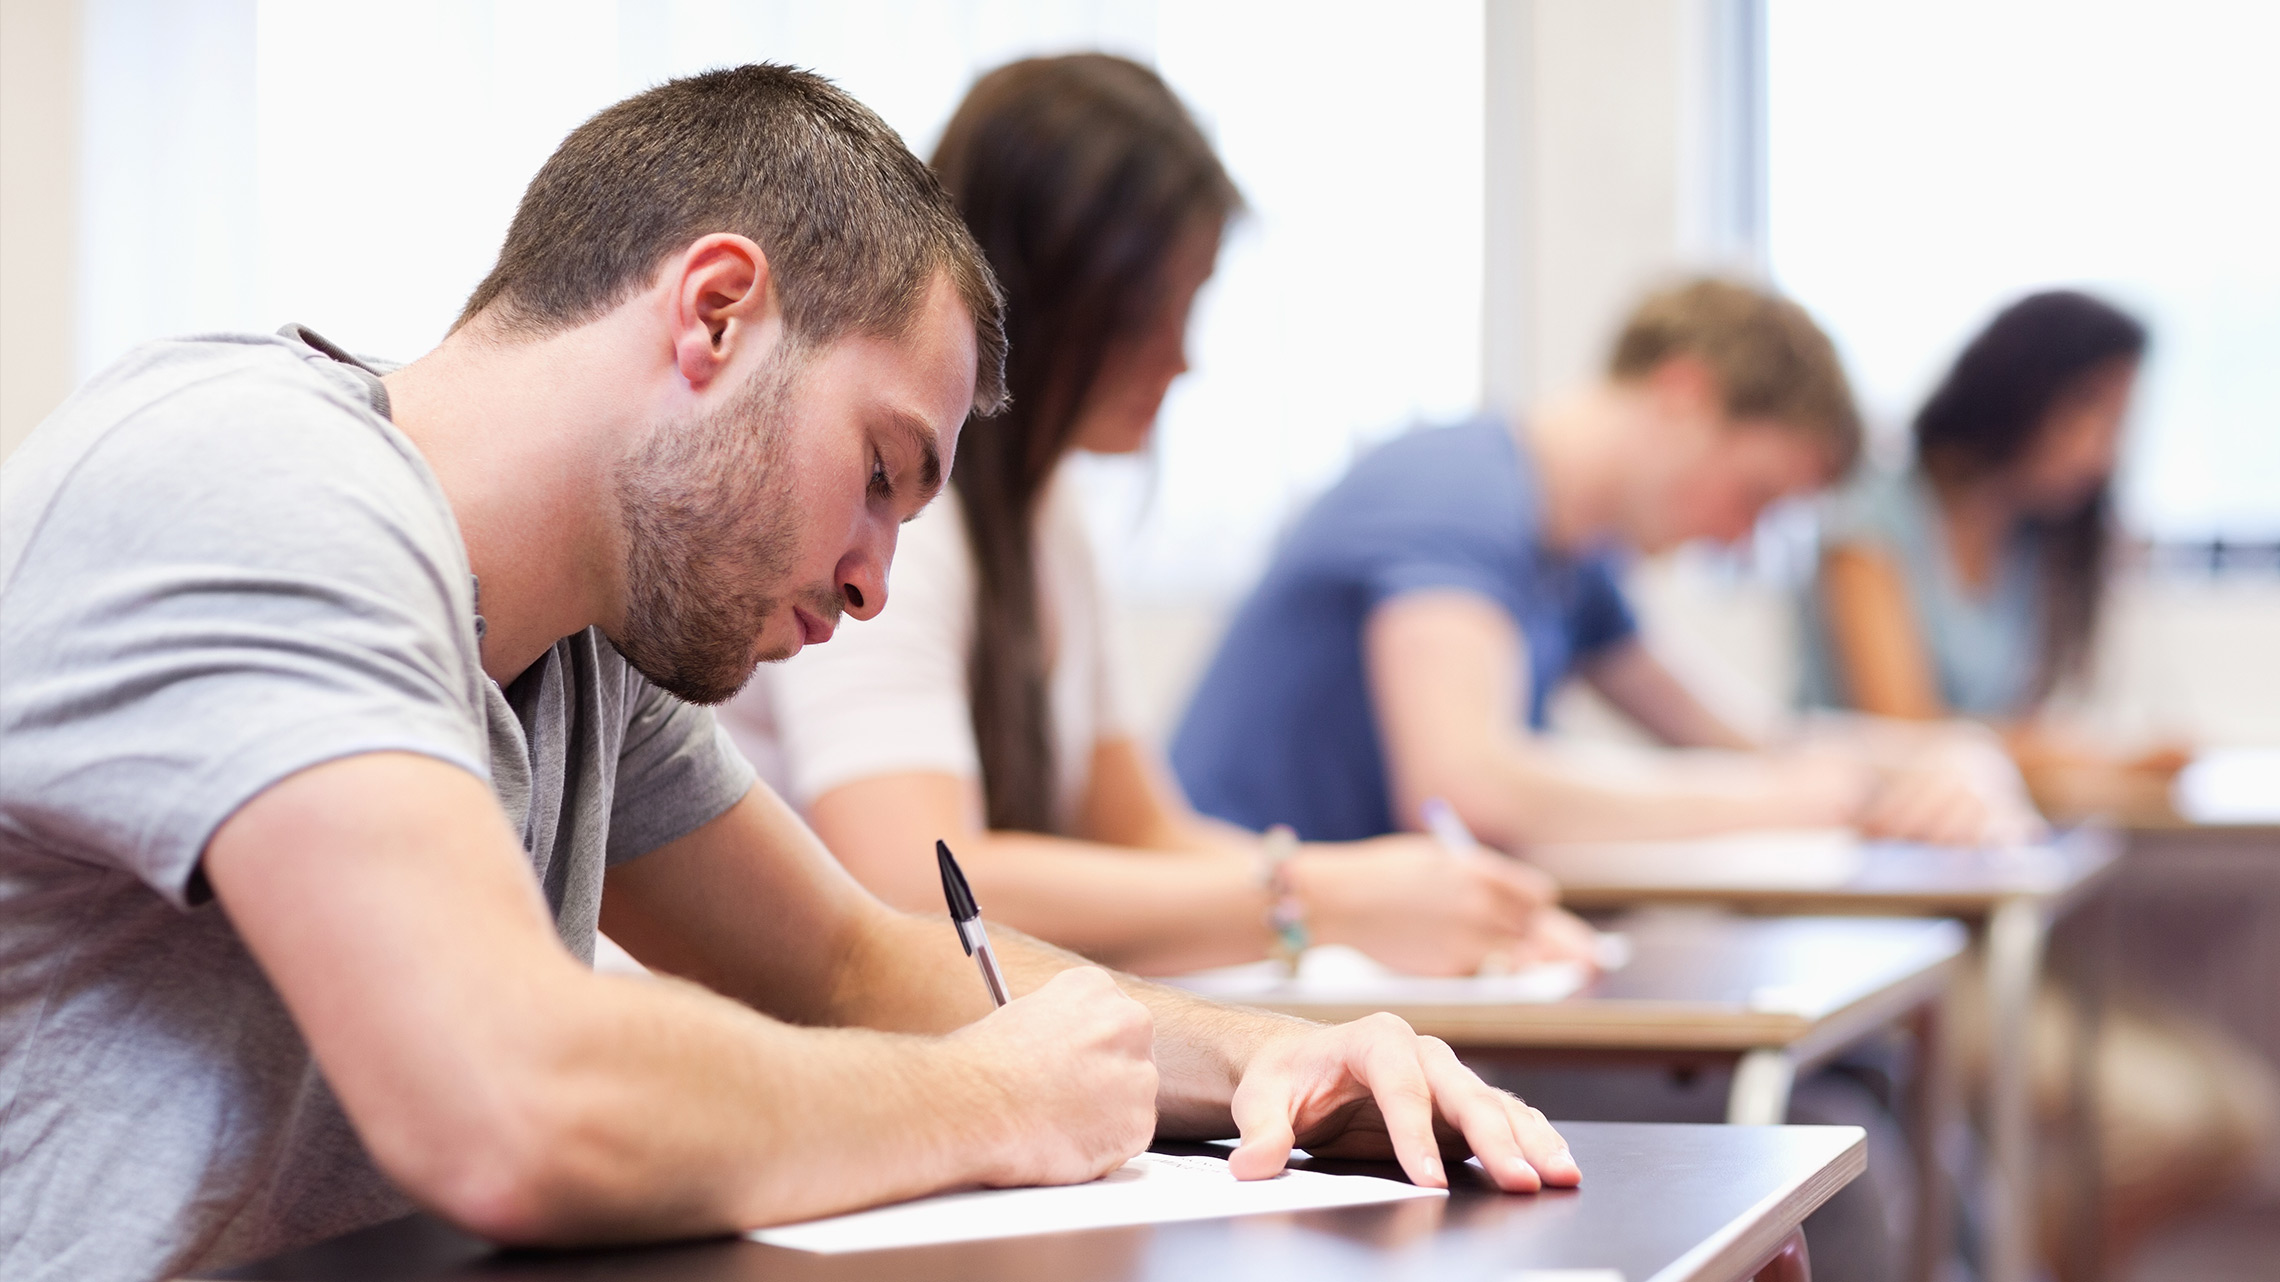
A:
<box><xmin>1609</xmin><ymin>277</ymin><xmax>1860</xmax><ymax>473</ymax></box>
<box><xmin>457</xmin><ymin>64</ymin><xmax>1007</xmax><ymax>413</ymax></box>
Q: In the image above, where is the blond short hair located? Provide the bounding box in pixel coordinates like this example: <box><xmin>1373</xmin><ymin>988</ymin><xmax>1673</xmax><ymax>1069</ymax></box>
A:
<box><xmin>1608</xmin><ymin>277</ymin><xmax>1861</xmax><ymax>474</ymax></box>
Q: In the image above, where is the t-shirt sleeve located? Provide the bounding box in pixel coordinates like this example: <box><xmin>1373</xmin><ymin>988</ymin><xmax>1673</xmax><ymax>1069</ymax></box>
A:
<box><xmin>0</xmin><ymin>371</ymin><xmax>489</xmax><ymax>909</ymax></box>
<box><xmin>1339</xmin><ymin>427</ymin><xmax>1529</xmax><ymax>614</ymax></box>
<box><xmin>1570</xmin><ymin>557</ymin><xmax>1641</xmax><ymax>658</ymax></box>
<box><xmin>603</xmin><ymin>674</ymin><xmax>757</xmax><ymax>865</ymax></box>
<box><xmin>760</xmin><ymin>498</ymin><xmax>982</xmax><ymax>807</ymax></box>
<box><xmin>1818</xmin><ymin>467</ymin><xmax>1912</xmax><ymax>552</ymax></box>
<box><xmin>1358</xmin><ymin>532</ymin><xmax>1517</xmax><ymax>615</ymax></box>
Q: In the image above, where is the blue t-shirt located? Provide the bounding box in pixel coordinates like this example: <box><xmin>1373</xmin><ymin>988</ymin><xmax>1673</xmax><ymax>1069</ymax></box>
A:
<box><xmin>1170</xmin><ymin>418</ymin><xmax>1638</xmax><ymax>841</ymax></box>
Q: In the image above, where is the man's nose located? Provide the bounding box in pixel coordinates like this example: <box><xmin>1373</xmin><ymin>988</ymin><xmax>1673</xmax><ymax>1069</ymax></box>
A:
<box><xmin>839</xmin><ymin>572</ymin><xmax>885</xmax><ymax>622</ymax></box>
<box><xmin>836</xmin><ymin>531</ymin><xmax>894</xmax><ymax>622</ymax></box>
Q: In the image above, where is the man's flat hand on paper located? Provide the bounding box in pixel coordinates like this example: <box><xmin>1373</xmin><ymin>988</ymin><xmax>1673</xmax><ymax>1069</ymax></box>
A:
<box><xmin>1223</xmin><ymin>1014</ymin><xmax>1580</xmax><ymax>1193</ymax></box>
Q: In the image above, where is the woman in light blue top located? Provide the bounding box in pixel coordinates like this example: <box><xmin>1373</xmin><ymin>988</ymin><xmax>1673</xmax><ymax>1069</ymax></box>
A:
<box><xmin>1806</xmin><ymin>462</ymin><xmax>2048</xmax><ymax>717</ymax></box>
<box><xmin>1810</xmin><ymin>291</ymin><xmax>2280</xmax><ymax>1268</ymax></box>
<box><xmin>1806</xmin><ymin>290</ymin><xmax>2186</xmax><ymax>799</ymax></box>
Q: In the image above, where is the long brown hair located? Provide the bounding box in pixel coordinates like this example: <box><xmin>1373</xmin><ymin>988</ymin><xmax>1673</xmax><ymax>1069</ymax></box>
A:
<box><xmin>930</xmin><ymin>55</ymin><xmax>1239</xmax><ymax>832</ymax></box>
<box><xmin>1913</xmin><ymin>290</ymin><xmax>2147</xmax><ymax>704</ymax></box>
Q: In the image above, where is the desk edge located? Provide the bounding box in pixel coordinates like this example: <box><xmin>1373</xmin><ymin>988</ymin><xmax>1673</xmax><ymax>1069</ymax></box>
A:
<box><xmin>1648</xmin><ymin>1126</ymin><xmax>1868</xmax><ymax>1282</ymax></box>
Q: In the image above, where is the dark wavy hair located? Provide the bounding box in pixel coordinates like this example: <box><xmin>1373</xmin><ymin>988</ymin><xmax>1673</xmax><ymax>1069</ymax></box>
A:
<box><xmin>931</xmin><ymin>55</ymin><xmax>1240</xmax><ymax>833</ymax></box>
<box><xmin>1913</xmin><ymin>290</ymin><xmax>2147</xmax><ymax>703</ymax></box>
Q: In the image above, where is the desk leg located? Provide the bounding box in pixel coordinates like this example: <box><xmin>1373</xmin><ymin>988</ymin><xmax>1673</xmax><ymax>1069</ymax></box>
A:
<box><xmin>2060</xmin><ymin>890</ymin><xmax>2113</xmax><ymax>1282</ymax></box>
<box><xmin>1727</xmin><ymin>1048</ymin><xmax>1797</xmax><ymax>1125</ymax></box>
<box><xmin>1984</xmin><ymin>897</ymin><xmax>2048</xmax><ymax>1282</ymax></box>
<box><xmin>1905</xmin><ymin>998</ymin><xmax>1957</xmax><ymax>1282</ymax></box>
<box><xmin>1750</xmin><ymin>1227</ymin><xmax>1811</xmax><ymax>1282</ymax></box>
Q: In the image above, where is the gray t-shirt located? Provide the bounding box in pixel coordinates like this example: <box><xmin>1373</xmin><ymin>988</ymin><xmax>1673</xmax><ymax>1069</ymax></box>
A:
<box><xmin>0</xmin><ymin>328</ymin><xmax>757</xmax><ymax>1281</ymax></box>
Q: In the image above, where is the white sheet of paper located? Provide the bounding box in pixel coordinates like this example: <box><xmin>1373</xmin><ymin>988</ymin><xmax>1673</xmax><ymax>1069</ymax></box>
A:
<box><xmin>747</xmin><ymin>1151</ymin><xmax>1443</xmax><ymax>1253</ymax></box>
<box><xmin>1165</xmin><ymin>943</ymin><xmax>1594</xmax><ymax>1005</ymax></box>
<box><xmin>2173</xmin><ymin>748</ymin><xmax>2280</xmax><ymax>823</ymax></box>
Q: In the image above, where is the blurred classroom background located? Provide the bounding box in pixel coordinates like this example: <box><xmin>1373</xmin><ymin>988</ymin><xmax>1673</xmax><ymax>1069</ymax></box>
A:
<box><xmin>4</xmin><ymin>1</ymin><xmax>2276</xmax><ymax>1274</ymax></box>
<box><xmin>7</xmin><ymin>0</ymin><xmax>2272</xmax><ymax>754</ymax></box>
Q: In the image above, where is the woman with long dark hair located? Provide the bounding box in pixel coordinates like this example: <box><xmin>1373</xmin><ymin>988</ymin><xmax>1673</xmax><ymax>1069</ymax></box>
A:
<box><xmin>1807</xmin><ymin>290</ymin><xmax>2185</xmax><ymax>801</ymax></box>
<box><xmin>722</xmin><ymin>54</ymin><xmax>1590</xmax><ymax>977</ymax></box>
<box><xmin>1808</xmin><ymin>293</ymin><xmax>2278</xmax><ymax>1267</ymax></box>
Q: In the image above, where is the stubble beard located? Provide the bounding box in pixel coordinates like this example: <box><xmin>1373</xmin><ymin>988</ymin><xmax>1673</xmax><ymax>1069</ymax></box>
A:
<box><xmin>609</xmin><ymin>349</ymin><xmax>838</xmax><ymax>705</ymax></box>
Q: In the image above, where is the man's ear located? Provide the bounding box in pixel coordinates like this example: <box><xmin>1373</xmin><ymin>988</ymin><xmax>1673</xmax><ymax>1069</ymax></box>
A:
<box><xmin>667</xmin><ymin>233</ymin><xmax>780</xmax><ymax>391</ymax></box>
<box><xmin>1643</xmin><ymin>354</ymin><xmax>1725</xmax><ymax>431</ymax></box>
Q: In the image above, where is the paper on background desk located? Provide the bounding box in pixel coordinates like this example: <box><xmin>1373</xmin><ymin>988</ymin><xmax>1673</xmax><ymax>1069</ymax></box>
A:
<box><xmin>1164</xmin><ymin>942</ymin><xmax>1604</xmax><ymax>1005</ymax></box>
<box><xmin>2173</xmin><ymin>748</ymin><xmax>2280</xmax><ymax>824</ymax></box>
<box><xmin>747</xmin><ymin>1150</ymin><xmax>1443</xmax><ymax>1253</ymax></box>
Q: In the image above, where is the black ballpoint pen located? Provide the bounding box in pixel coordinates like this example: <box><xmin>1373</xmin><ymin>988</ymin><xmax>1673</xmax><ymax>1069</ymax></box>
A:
<box><xmin>937</xmin><ymin>839</ymin><xmax>1010</xmax><ymax>1007</ymax></box>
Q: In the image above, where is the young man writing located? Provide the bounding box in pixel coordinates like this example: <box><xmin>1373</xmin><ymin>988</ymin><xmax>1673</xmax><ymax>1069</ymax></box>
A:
<box><xmin>1172</xmin><ymin>278</ymin><xmax>2039</xmax><ymax>852</ymax></box>
<box><xmin>0</xmin><ymin>67</ymin><xmax>1573</xmax><ymax>1282</ymax></box>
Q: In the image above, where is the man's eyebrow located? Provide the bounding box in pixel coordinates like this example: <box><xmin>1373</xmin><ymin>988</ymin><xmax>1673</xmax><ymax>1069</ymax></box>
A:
<box><xmin>884</xmin><ymin>410</ymin><xmax>943</xmax><ymax>497</ymax></box>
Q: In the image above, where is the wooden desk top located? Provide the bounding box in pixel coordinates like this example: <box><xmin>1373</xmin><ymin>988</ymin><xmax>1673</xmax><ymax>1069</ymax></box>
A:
<box><xmin>193</xmin><ymin>1121</ymin><xmax>1865</xmax><ymax>1282</ymax></box>
<box><xmin>1542</xmin><ymin>829</ymin><xmax>2119</xmax><ymax>918</ymax></box>
<box><xmin>1214</xmin><ymin>912</ymin><xmax>1964</xmax><ymax>1057</ymax></box>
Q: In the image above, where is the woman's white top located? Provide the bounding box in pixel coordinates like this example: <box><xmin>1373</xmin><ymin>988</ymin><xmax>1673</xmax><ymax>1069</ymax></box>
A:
<box><xmin>719</xmin><ymin>467</ymin><xmax>1129</xmax><ymax>834</ymax></box>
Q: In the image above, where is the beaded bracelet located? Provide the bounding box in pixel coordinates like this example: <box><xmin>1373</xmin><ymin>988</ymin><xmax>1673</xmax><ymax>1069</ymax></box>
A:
<box><xmin>1258</xmin><ymin>823</ymin><xmax>1308</xmax><ymax>974</ymax></box>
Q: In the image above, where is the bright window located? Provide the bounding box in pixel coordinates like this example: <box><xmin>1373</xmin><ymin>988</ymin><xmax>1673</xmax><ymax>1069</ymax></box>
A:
<box><xmin>1767</xmin><ymin>0</ymin><xmax>2280</xmax><ymax>542</ymax></box>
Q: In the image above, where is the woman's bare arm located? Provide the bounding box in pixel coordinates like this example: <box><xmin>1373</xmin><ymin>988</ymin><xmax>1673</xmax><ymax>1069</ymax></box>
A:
<box><xmin>805</xmin><ymin>751</ymin><xmax>1567</xmax><ymax>978</ymax></box>
<box><xmin>1819</xmin><ymin>544</ymin><xmax>1946</xmax><ymax>719</ymax></box>
<box><xmin>807</xmin><ymin>768</ymin><xmax>1276</xmax><ymax>975</ymax></box>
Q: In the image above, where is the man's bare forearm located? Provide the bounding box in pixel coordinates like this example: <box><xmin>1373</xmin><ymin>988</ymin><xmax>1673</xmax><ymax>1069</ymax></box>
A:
<box><xmin>497</xmin><ymin>968</ymin><xmax>1008</xmax><ymax>1242</ymax></box>
<box><xmin>1450</xmin><ymin>741</ymin><xmax>1857</xmax><ymax>847</ymax></box>
<box><xmin>1578</xmin><ymin>642</ymin><xmax>1763</xmax><ymax>752</ymax></box>
<box><xmin>206</xmin><ymin>755</ymin><xmax>1022</xmax><ymax>1246</ymax></box>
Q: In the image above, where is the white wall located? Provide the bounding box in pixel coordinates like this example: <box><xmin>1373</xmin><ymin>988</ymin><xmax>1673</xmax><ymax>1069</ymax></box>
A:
<box><xmin>1084</xmin><ymin>1</ymin><xmax>1484</xmax><ymax>601</ymax></box>
<box><xmin>1</xmin><ymin>0</ymin><xmax>79</xmax><ymax>459</ymax></box>
<box><xmin>1481</xmin><ymin>0</ymin><xmax>1758</xmax><ymax>410</ymax></box>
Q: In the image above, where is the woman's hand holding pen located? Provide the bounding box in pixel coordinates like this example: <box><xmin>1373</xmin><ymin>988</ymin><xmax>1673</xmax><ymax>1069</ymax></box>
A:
<box><xmin>1284</xmin><ymin>834</ymin><xmax>1580</xmax><ymax>977</ymax></box>
<box><xmin>945</xmin><ymin>966</ymin><xmax>1158</xmax><ymax>1189</ymax></box>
